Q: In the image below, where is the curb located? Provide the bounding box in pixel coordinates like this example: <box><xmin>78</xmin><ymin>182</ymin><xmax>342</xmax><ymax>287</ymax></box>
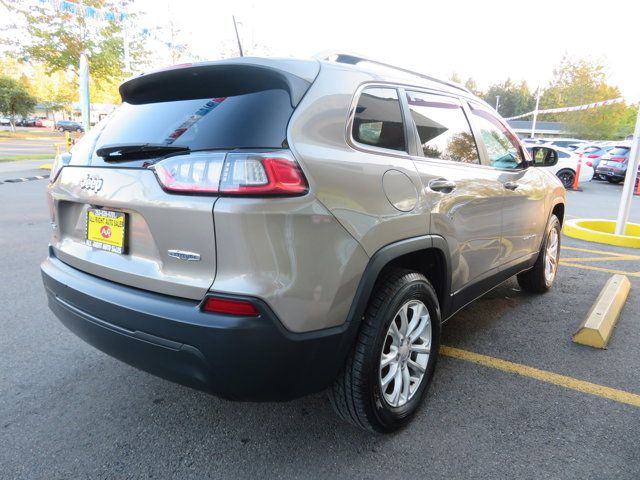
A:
<box><xmin>573</xmin><ymin>274</ymin><xmax>631</xmax><ymax>349</ymax></box>
<box><xmin>563</xmin><ymin>218</ymin><xmax>640</xmax><ymax>249</ymax></box>
<box><xmin>39</xmin><ymin>163</ymin><xmax>52</xmax><ymax>171</ymax></box>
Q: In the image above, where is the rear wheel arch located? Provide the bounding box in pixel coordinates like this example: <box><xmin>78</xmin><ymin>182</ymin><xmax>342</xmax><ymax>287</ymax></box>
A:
<box><xmin>344</xmin><ymin>236</ymin><xmax>452</xmax><ymax>332</ymax></box>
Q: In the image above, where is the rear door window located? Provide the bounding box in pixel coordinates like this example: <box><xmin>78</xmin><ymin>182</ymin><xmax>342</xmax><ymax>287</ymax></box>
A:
<box><xmin>352</xmin><ymin>87</ymin><xmax>406</xmax><ymax>152</ymax></box>
<box><xmin>469</xmin><ymin>104</ymin><xmax>524</xmax><ymax>169</ymax></box>
<box><xmin>406</xmin><ymin>91</ymin><xmax>479</xmax><ymax>164</ymax></box>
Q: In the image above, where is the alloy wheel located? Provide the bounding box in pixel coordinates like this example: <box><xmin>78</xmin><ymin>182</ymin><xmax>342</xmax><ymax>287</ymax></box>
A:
<box><xmin>379</xmin><ymin>300</ymin><xmax>431</xmax><ymax>408</ymax></box>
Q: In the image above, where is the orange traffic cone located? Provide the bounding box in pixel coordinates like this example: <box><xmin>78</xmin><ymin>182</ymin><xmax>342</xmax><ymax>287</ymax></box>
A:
<box><xmin>571</xmin><ymin>155</ymin><xmax>582</xmax><ymax>191</ymax></box>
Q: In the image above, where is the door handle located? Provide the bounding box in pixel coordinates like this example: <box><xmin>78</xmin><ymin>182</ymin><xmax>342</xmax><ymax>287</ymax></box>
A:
<box><xmin>503</xmin><ymin>181</ymin><xmax>519</xmax><ymax>190</ymax></box>
<box><xmin>428</xmin><ymin>179</ymin><xmax>457</xmax><ymax>192</ymax></box>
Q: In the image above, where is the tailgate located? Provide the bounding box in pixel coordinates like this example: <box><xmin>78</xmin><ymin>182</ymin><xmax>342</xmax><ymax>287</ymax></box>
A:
<box><xmin>49</xmin><ymin>167</ymin><xmax>216</xmax><ymax>300</ymax></box>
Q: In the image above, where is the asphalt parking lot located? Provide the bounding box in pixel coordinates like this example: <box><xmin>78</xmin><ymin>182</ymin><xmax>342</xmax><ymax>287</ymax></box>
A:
<box><xmin>1</xmin><ymin>176</ymin><xmax>639</xmax><ymax>479</ymax></box>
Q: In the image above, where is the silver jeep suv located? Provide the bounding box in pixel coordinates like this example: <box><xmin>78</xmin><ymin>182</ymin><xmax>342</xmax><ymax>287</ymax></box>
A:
<box><xmin>41</xmin><ymin>54</ymin><xmax>565</xmax><ymax>432</ymax></box>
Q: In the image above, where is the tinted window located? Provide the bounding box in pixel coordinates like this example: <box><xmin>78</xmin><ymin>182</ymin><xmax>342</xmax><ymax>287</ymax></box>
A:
<box><xmin>584</xmin><ymin>146</ymin><xmax>601</xmax><ymax>154</ymax></box>
<box><xmin>470</xmin><ymin>104</ymin><xmax>523</xmax><ymax>169</ymax></box>
<box><xmin>406</xmin><ymin>91</ymin><xmax>479</xmax><ymax>164</ymax></box>
<box><xmin>558</xmin><ymin>151</ymin><xmax>570</xmax><ymax>158</ymax></box>
<box><xmin>352</xmin><ymin>88</ymin><xmax>406</xmax><ymax>152</ymax></box>
<box><xmin>91</xmin><ymin>89</ymin><xmax>293</xmax><ymax>157</ymax></box>
<box><xmin>609</xmin><ymin>147</ymin><xmax>630</xmax><ymax>156</ymax></box>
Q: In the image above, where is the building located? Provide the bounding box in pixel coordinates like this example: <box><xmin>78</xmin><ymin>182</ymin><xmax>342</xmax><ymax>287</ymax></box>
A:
<box><xmin>508</xmin><ymin>120</ymin><xmax>567</xmax><ymax>139</ymax></box>
<box><xmin>33</xmin><ymin>102</ymin><xmax>118</xmax><ymax>126</ymax></box>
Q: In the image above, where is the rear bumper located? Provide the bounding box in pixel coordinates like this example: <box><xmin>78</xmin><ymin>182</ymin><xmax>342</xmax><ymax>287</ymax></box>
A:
<box><xmin>596</xmin><ymin>166</ymin><xmax>626</xmax><ymax>180</ymax></box>
<box><xmin>41</xmin><ymin>252</ymin><xmax>349</xmax><ymax>401</ymax></box>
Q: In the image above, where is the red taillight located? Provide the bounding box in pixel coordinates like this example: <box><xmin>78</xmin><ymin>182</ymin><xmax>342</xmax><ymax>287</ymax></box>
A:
<box><xmin>220</xmin><ymin>157</ymin><xmax>307</xmax><ymax>194</ymax></box>
<box><xmin>587</xmin><ymin>154</ymin><xmax>599</xmax><ymax>158</ymax></box>
<box><xmin>202</xmin><ymin>297</ymin><xmax>260</xmax><ymax>316</ymax></box>
<box><xmin>152</xmin><ymin>151</ymin><xmax>307</xmax><ymax>196</ymax></box>
<box><xmin>585</xmin><ymin>161</ymin><xmax>593</xmax><ymax>167</ymax></box>
<box><xmin>610</xmin><ymin>157</ymin><xmax>625</xmax><ymax>162</ymax></box>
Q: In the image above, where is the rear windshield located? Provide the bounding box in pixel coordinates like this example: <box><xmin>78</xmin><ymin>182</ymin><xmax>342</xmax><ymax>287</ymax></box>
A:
<box><xmin>89</xmin><ymin>89</ymin><xmax>293</xmax><ymax>159</ymax></box>
<box><xmin>609</xmin><ymin>147</ymin><xmax>630</xmax><ymax>156</ymax></box>
<box><xmin>583</xmin><ymin>146</ymin><xmax>600</xmax><ymax>153</ymax></box>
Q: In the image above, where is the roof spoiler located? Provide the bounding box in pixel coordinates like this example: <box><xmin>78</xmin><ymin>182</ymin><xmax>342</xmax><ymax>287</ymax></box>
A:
<box><xmin>119</xmin><ymin>60</ymin><xmax>319</xmax><ymax>108</ymax></box>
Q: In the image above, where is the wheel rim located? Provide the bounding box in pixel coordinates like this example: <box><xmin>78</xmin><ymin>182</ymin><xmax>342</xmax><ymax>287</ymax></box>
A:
<box><xmin>558</xmin><ymin>172</ymin><xmax>574</xmax><ymax>188</ymax></box>
<box><xmin>379</xmin><ymin>300</ymin><xmax>431</xmax><ymax>408</ymax></box>
<box><xmin>544</xmin><ymin>226</ymin><xmax>559</xmax><ymax>284</ymax></box>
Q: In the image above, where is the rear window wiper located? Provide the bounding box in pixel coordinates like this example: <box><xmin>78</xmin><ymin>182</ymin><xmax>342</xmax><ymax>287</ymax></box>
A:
<box><xmin>96</xmin><ymin>143</ymin><xmax>190</xmax><ymax>161</ymax></box>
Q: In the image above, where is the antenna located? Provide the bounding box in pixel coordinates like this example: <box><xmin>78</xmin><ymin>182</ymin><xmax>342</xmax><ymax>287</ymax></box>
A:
<box><xmin>232</xmin><ymin>15</ymin><xmax>243</xmax><ymax>57</ymax></box>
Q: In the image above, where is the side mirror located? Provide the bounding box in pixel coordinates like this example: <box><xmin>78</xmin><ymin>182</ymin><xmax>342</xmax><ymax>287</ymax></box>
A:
<box><xmin>531</xmin><ymin>147</ymin><xmax>558</xmax><ymax>167</ymax></box>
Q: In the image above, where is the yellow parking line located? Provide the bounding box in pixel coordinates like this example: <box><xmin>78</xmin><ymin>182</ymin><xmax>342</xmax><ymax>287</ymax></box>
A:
<box><xmin>560</xmin><ymin>261</ymin><xmax>640</xmax><ymax>277</ymax></box>
<box><xmin>560</xmin><ymin>256</ymin><xmax>637</xmax><ymax>262</ymax></box>
<box><xmin>440</xmin><ymin>346</ymin><xmax>640</xmax><ymax>408</ymax></box>
<box><xmin>562</xmin><ymin>246</ymin><xmax>638</xmax><ymax>258</ymax></box>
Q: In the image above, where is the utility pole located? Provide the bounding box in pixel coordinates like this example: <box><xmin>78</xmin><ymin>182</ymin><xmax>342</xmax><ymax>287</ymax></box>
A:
<box><xmin>233</xmin><ymin>16</ymin><xmax>243</xmax><ymax>57</ymax></box>
<box><xmin>495</xmin><ymin>95</ymin><xmax>500</xmax><ymax>113</ymax></box>
<box><xmin>79</xmin><ymin>51</ymin><xmax>90</xmax><ymax>131</ymax></box>
<box><xmin>530</xmin><ymin>87</ymin><xmax>541</xmax><ymax>138</ymax></box>
<box><xmin>614</xmin><ymin>106</ymin><xmax>640</xmax><ymax>235</ymax></box>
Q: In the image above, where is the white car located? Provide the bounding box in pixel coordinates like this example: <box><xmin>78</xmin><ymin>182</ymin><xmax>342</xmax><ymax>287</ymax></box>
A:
<box><xmin>527</xmin><ymin>145</ymin><xmax>593</xmax><ymax>188</ymax></box>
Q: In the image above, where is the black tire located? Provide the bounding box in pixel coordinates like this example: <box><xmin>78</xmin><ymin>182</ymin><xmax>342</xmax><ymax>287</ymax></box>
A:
<box><xmin>556</xmin><ymin>169</ymin><xmax>575</xmax><ymax>189</ymax></box>
<box><xmin>76</xmin><ymin>127</ymin><xmax>82</xmax><ymax>132</ymax></box>
<box><xmin>58</xmin><ymin>126</ymin><xmax>64</xmax><ymax>132</ymax></box>
<box><xmin>607</xmin><ymin>177</ymin><xmax>621</xmax><ymax>184</ymax></box>
<box><xmin>330</xmin><ymin>269</ymin><xmax>441</xmax><ymax>433</ymax></box>
<box><xmin>517</xmin><ymin>214</ymin><xmax>561</xmax><ymax>293</ymax></box>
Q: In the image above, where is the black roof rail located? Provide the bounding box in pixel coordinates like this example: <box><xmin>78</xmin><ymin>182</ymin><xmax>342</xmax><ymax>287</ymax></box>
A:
<box><xmin>316</xmin><ymin>51</ymin><xmax>471</xmax><ymax>94</ymax></box>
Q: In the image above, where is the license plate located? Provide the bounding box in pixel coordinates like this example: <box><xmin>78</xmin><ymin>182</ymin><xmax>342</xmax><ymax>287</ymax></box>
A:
<box><xmin>86</xmin><ymin>208</ymin><xmax>126</xmax><ymax>254</ymax></box>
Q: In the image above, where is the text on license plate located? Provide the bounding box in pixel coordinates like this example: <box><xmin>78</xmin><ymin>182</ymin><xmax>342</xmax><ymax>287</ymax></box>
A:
<box><xmin>86</xmin><ymin>209</ymin><xmax>126</xmax><ymax>254</ymax></box>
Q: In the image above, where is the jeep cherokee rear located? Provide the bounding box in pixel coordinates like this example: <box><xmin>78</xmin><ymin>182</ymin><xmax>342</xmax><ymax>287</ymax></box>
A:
<box><xmin>41</xmin><ymin>54</ymin><xmax>565</xmax><ymax>433</ymax></box>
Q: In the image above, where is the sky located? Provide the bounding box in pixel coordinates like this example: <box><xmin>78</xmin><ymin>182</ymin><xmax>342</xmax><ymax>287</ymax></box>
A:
<box><xmin>134</xmin><ymin>0</ymin><xmax>640</xmax><ymax>102</ymax></box>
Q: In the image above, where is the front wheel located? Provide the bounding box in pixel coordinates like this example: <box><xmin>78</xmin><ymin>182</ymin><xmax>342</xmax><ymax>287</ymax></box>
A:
<box><xmin>517</xmin><ymin>214</ymin><xmax>561</xmax><ymax>293</ymax></box>
<box><xmin>607</xmin><ymin>177</ymin><xmax>622</xmax><ymax>184</ymax></box>
<box><xmin>330</xmin><ymin>270</ymin><xmax>441</xmax><ymax>433</ymax></box>
<box><xmin>556</xmin><ymin>169</ymin><xmax>575</xmax><ymax>189</ymax></box>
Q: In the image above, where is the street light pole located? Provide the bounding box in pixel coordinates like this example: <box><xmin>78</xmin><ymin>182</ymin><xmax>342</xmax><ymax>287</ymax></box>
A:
<box><xmin>495</xmin><ymin>95</ymin><xmax>500</xmax><ymax>113</ymax></box>
<box><xmin>79</xmin><ymin>51</ymin><xmax>90</xmax><ymax>132</ymax></box>
<box><xmin>614</xmin><ymin>106</ymin><xmax>640</xmax><ymax>235</ymax></box>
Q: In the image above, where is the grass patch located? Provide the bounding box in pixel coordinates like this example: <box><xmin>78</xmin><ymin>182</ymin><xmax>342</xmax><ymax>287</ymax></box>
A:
<box><xmin>0</xmin><ymin>154</ymin><xmax>54</xmax><ymax>162</ymax></box>
<box><xmin>0</xmin><ymin>130</ymin><xmax>63</xmax><ymax>140</ymax></box>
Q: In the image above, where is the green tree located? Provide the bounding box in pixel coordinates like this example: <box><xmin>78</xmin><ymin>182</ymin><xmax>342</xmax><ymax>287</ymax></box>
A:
<box><xmin>541</xmin><ymin>57</ymin><xmax>634</xmax><ymax>139</ymax></box>
<box><xmin>0</xmin><ymin>76</ymin><xmax>37</xmax><ymax>131</ymax></box>
<box><xmin>1</xmin><ymin>0</ymin><xmax>147</xmax><ymax>91</ymax></box>
<box><xmin>448</xmin><ymin>72</ymin><xmax>462</xmax><ymax>84</ymax></box>
<box><xmin>464</xmin><ymin>77</ymin><xmax>482</xmax><ymax>97</ymax></box>
<box><xmin>483</xmin><ymin>79</ymin><xmax>535</xmax><ymax>118</ymax></box>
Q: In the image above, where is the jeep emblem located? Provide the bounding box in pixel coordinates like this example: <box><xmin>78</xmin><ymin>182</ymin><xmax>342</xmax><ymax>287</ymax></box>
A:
<box><xmin>80</xmin><ymin>174</ymin><xmax>104</xmax><ymax>194</ymax></box>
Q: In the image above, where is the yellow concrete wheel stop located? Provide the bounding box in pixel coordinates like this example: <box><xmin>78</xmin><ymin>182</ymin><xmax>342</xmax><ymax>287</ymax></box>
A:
<box><xmin>573</xmin><ymin>274</ymin><xmax>631</xmax><ymax>349</ymax></box>
<box><xmin>563</xmin><ymin>219</ymin><xmax>640</xmax><ymax>248</ymax></box>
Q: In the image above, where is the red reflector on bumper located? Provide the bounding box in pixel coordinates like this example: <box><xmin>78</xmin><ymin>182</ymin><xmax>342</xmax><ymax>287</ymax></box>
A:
<box><xmin>203</xmin><ymin>297</ymin><xmax>260</xmax><ymax>316</ymax></box>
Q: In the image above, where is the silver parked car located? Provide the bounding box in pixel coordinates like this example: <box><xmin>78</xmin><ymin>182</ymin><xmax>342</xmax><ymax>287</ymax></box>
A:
<box><xmin>41</xmin><ymin>54</ymin><xmax>565</xmax><ymax>432</ymax></box>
